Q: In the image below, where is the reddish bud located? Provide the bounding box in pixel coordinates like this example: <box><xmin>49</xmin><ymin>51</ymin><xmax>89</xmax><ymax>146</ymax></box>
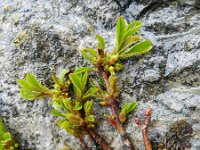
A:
<box><xmin>108</xmin><ymin>116</ymin><xmax>116</xmax><ymax>127</ymax></box>
<box><xmin>144</xmin><ymin>108</ymin><xmax>152</xmax><ymax>116</ymax></box>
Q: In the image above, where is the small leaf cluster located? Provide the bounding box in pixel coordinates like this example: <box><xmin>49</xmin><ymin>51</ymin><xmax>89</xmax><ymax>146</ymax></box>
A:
<box><xmin>80</xmin><ymin>17</ymin><xmax>152</xmax><ymax>123</ymax></box>
<box><xmin>81</xmin><ymin>17</ymin><xmax>153</xmax><ymax>76</ymax></box>
<box><xmin>0</xmin><ymin>118</ymin><xmax>19</xmax><ymax>150</ymax></box>
<box><xmin>18</xmin><ymin>68</ymin><xmax>97</xmax><ymax>138</ymax></box>
<box><xmin>17</xmin><ymin>17</ymin><xmax>153</xmax><ymax>148</ymax></box>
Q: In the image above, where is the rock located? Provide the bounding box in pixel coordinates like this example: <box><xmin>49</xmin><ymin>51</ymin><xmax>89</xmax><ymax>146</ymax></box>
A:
<box><xmin>165</xmin><ymin>50</ymin><xmax>200</xmax><ymax>76</ymax></box>
<box><xmin>1</xmin><ymin>0</ymin><xmax>200</xmax><ymax>149</ymax></box>
<box><xmin>143</xmin><ymin>68</ymin><xmax>161</xmax><ymax>82</ymax></box>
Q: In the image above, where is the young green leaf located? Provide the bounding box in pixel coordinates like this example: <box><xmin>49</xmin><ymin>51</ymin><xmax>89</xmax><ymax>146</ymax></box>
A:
<box><xmin>120</xmin><ymin>40</ymin><xmax>153</xmax><ymax>59</ymax></box>
<box><xmin>115</xmin><ymin>17</ymin><xmax>127</xmax><ymax>52</ymax></box>
<box><xmin>62</xmin><ymin>98</ymin><xmax>73</xmax><ymax>112</ymax></box>
<box><xmin>75</xmin><ymin>67</ymin><xmax>94</xmax><ymax>74</ymax></box>
<box><xmin>87</xmin><ymin>115</ymin><xmax>95</xmax><ymax>122</ymax></box>
<box><xmin>69</xmin><ymin>73</ymin><xmax>82</xmax><ymax>100</ymax></box>
<box><xmin>3</xmin><ymin>133</ymin><xmax>11</xmax><ymax>141</ymax></box>
<box><xmin>125</xmin><ymin>20</ymin><xmax>142</xmax><ymax>38</ymax></box>
<box><xmin>51</xmin><ymin>109</ymin><xmax>63</xmax><ymax>117</ymax></box>
<box><xmin>52</xmin><ymin>100</ymin><xmax>62</xmax><ymax>110</ymax></box>
<box><xmin>0</xmin><ymin>119</ymin><xmax>6</xmax><ymax>136</ymax></box>
<box><xmin>119</xmin><ymin>101</ymin><xmax>138</xmax><ymax>123</ymax></box>
<box><xmin>19</xmin><ymin>88</ymin><xmax>38</xmax><ymax>100</ymax></box>
<box><xmin>108</xmin><ymin>75</ymin><xmax>119</xmax><ymax>96</ymax></box>
<box><xmin>58</xmin><ymin>120</ymin><xmax>74</xmax><ymax>135</ymax></box>
<box><xmin>80</xmin><ymin>48</ymin><xmax>97</xmax><ymax>64</ymax></box>
<box><xmin>81</xmin><ymin>72</ymin><xmax>87</xmax><ymax>92</ymax></box>
<box><xmin>17</xmin><ymin>73</ymin><xmax>51</xmax><ymax>100</ymax></box>
<box><xmin>96</xmin><ymin>34</ymin><xmax>105</xmax><ymax>49</ymax></box>
<box><xmin>25</xmin><ymin>73</ymin><xmax>45</xmax><ymax>91</ymax></box>
<box><xmin>83</xmin><ymin>87</ymin><xmax>98</xmax><ymax>100</ymax></box>
<box><xmin>65</xmin><ymin>114</ymin><xmax>84</xmax><ymax>126</ymax></box>
<box><xmin>119</xmin><ymin>36</ymin><xmax>142</xmax><ymax>53</ymax></box>
<box><xmin>60</xmin><ymin>69</ymin><xmax>69</xmax><ymax>85</ymax></box>
<box><xmin>73</xmin><ymin>101</ymin><xmax>82</xmax><ymax>111</ymax></box>
<box><xmin>84</xmin><ymin>101</ymin><xmax>93</xmax><ymax>117</ymax></box>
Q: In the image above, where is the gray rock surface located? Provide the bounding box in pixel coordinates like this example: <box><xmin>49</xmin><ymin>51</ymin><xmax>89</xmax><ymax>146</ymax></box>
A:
<box><xmin>0</xmin><ymin>0</ymin><xmax>200</xmax><ymax>149</ymax></box>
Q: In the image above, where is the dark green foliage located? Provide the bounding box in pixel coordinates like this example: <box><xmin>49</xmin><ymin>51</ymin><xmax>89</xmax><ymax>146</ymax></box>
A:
<box><xmin>0</xmin><ymin>118</ymin><xmax>19</xmax><ymax>150</ymax></box>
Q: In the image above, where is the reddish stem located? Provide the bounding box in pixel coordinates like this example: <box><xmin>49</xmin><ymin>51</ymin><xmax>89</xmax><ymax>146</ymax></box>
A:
<box><xmin>79</xmin><ymin>137</ymin><xmax>89</xmax><ymax>150</ymax></box>
<box><xmin>142</xmin><ymin>127</ymin><xmax>152</xmax><ymax>150</ymax></box>
<box><xmin>98</xmin><ymin>66</ymin><xmax>133</xmax><ymax>150</ymax></box>
<box><xmin>135</xmin><ymin>108</ymin><xmax>152</xmax><ymax>150</ymax></box>
<box><xmin>87</xmin><ymin>127</ymin><xmax>112</xmax><ymax>150</ymax></box>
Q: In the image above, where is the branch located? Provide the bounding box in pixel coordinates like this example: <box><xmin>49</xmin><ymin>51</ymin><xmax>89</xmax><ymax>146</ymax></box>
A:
<box><xmin>79</xmin><ymin>137</ymin><xmax>89</xmax><ymax>150</ymax></box>
<box><xmin>135</xmin><ymin>108</ymin><xmax>152</xmax><ymax>150</ymax></box>
<box><xmin>87</xmin><ymin>127</ymin><xmax>112</xmax><ymax>150</ymax></box>
<box><xmin>98</xmin><ymin>66</ymin><xmax>133</xmax><ymax>150</ymax></box>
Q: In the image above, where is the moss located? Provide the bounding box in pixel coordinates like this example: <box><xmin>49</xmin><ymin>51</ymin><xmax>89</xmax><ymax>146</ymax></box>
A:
<box><xmin>3</xmin><ymin>5</ymin><xmax>12</xmax><ymax>12</ymax></box>
<box><xmin>14</xmin><ymin>30</ymin><xmax>31</xmax><ymax>49</ymax></box>
<box><xmin>151</xmin><ymin>120</ymin><xmax>193</xmax><ymax>150</ymax></box>
<box><xmin>14</xmin><ymin>19</ymin><xmax>19</xmax><ymax>26</ymax></box>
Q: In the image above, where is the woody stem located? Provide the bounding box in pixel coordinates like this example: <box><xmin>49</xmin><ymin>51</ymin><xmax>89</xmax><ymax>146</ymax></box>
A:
<box><xmin>98</xmin><ymin>66</ymin><xmax>133</xmax><ymax>150</ymax></box>
<box><xmin>79</xmin><ymin>137</ymin><xmax>89</xmax><ymax>150</ymax></box>
<box><xmin>87</xmin><ymin>127</ymin><xmax>112</xmax><ymax>150</ymax></box>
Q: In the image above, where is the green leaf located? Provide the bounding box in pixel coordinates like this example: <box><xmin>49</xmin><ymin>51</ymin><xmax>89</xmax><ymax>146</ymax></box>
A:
<box><xmin>65</xmin><ymin>114</ymin><xmax>83</xmax><ymax>126</ymax></box>
<box><xmin>75</xmin><ymin>67</ymin><xmax>94</xmax><ymax>74</ymax></box>
<box><xmin>0</xmin><ymin>119</ymin><xmax>6</xmax><ymax>136</ymax></box>
<box><xmin>125</xmin><ymin>20</ymin><xmax>142</xmax><ymax>38</ymax></box>
<box><xmin>17</xmin><ymin>73</ymin><xmax>51</xmax><ymax>100</ymax></box>
<box><xmin>0</xmin><ymin>144</ymin><xmax>5</xmax><ymax>150</ymax></box>
<box><xmin>120</xmin><ymin>40</ymin><xmax>153</xmax><ymax>59</ymax></box>
<box><xmin>20</xmin><ymin>88</ymin><xmax>38</xmax><ymax>100</ymax></box>
<box><xmin>62</xmin><ymin>98</ymin><xmax>73</xmax><ymax>112</ymax></box>
<box><xmin>98</xmin><ymin>76</ymin><xmax>106</xmax><ymax>89</ymax></box>
<box><xmin>80</xmin><ymin>48</ymin><xmax>97</xmax><ymax>64</ymax></box>
<box><xmin>83</xmin><ymin>87</ymin><xmax>98</xmax><ymax>100</ymax></box>
<box><xmin>119</xmin><ymin>36</ymin><xmax>142</xmax><ymax>53</ymax></box>
<box><xmin>96</xmin><ymin>34</ymin><xmax>105</xmax><ymax>49</ymax></box>
<box><xmin>69</xmin><ymin>73</ymin><xmax>82</xmax><ymax>100</ymax></box>
<box><xmin>73</xmin><ymin>101</ymin><xmax>82</xmax><ymax>110</ymax></box>
<box><xmin>115</xmin><ymin>17</ymin><xmax>127</xmax><ymax>52</ymax></box>
<box><xmin>52</xmin><ymin>74</ymin><xmax>60</xmax><ymax>85</ymax></box>
<box><xmin>51</xmin><ymin>109</ymin><xmax>63</xmax><ymax>117</ymax></box>
<box><xmin>87</xmin><ymin>115</ymin><xmax>95</xmax><ymax>122</ymax></box>
<box><xmin>26</xmin><ymin>73</ymin><xmax>47</xmax><ymax>92</ymax></box>
<box><xmin>108</xmin><ymin>75</ymin><xmax>119</xmax><ymax>94</ymax></box>
<box><xmin>81</xmin><ymin>72</ymin><xmax>87</xmax><ymax>92</ymax></box>
<box><xmin>60</xmin><ymin>69</ymin><xmax>69</xmax><ymax>84</ymax></box>
<box><xmin>2</xmin><ymin>133</ymin><xmax>11</xmax><ymax>141</ymax></box>
<box><xmin>52</xmin><ymin>100</ymin><xmax>62</xmax><ymax>110</ymax></box>
<box><xmin>119</xmin><ymin>101</ymin><xmax>138</xmax><ymax>123</ymax></box>
<box><xmin>58</xmin><ymin>120</ymin><xmax>74</xmax><ymax>135</ymax></box>
<box><xmin>69</xmin><ymin>73</ymin><xmax>82</xmax><ymax>91</ymax></box>
<box><xmin>84</xmin><ymin>101</ymin><xmax>93</xmax><ymax>117</ymax></box>
<box><xmin>126</xmin><ymin>102</ymin><xmax>138</xmax><ymax>114</ymax></box>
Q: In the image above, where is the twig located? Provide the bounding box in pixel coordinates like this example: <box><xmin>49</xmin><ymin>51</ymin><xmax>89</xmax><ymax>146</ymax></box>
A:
<box><xmin>79</xmin><ymin>137</ymin><xmax>89</xmax><ymax>150</ymax></box>
<box><xmin>98</xmin><ymin>66</ymin><xmax>133</xmax><ymax>150</ymax></box>
<box><xmin>135</xmin><ymin>108</ymin><xmax>152</xmax><ymax>150</ymax></box>
<box><xmin>87</xmin><ymin>127</ymin><xmax>112</xmax><ymax>150</ymax></box>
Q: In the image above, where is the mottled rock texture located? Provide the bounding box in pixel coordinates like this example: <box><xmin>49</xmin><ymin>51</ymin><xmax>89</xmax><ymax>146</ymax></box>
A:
<box><xmin>0</xmin><ymin>0</ymin><xmax>200</xmax><ymax>149</ymax></box>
